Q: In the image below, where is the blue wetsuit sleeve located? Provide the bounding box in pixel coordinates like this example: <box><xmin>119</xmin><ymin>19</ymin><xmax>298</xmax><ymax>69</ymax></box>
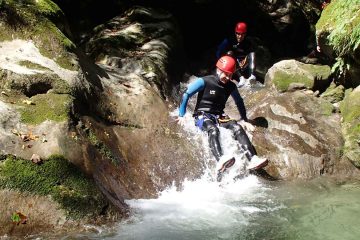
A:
<box><xmin>179</xmin><ymin>78</ymin><xmax>205</xmax><ymax>117</ymax></box>
<box><xmin>231</xmin><ymin>89</ymin><xmax>248</xmax><ymax>122</ymax></box>
<box><xmin>216</xmin><ymin>38</ymin><xmax>229</xmax><ymax>59</ymax></box>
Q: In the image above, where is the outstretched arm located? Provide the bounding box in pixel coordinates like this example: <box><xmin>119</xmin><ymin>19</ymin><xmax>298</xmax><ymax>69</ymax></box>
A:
<box><xmin>230</xmin><ymin>89</ymin><xmax>248</xmax><ymax>122</ymax></box>
<box><xmin>179</xmin><ymin>78</ymin><xmax>205</xmax><ymax>117</ymax></box>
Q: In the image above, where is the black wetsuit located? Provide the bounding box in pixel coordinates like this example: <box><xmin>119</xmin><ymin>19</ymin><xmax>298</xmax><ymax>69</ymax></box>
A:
<box><xmin>216</xmin><ymin>36</ymin><xmax>256</xmax><ymax>79</ymax></box>
<box><xmin>180</xmin><ymin>75</ymin><xmax>256</xmax><ymax>161</ymax></box>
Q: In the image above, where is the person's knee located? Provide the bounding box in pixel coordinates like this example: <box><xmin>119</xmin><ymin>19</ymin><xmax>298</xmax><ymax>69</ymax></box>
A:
<box><xmin>231</xmin><ymin>123</ymin><xmax>245</xmax><ymax>136</ymax></box>
<box><xmin>208</xmin><ymin>125</ymin><xmax>220</xmax><ymax>138</ymax></box>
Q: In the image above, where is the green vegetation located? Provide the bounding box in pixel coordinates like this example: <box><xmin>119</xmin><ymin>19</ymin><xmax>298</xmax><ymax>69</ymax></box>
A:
<box><xmin>341</xmin><ymin>89</ymin><xmax>360</xmax><ymax>122</ymax></box>
<box><xmin>272</xmin><ymin>63</ymin><xmax>331</xmax><ymax>92</ymax></box>
<box><xmin>340</xmin><ymin>89</ymin><xmax>360</xmax><ymax>167</ymax></box>
<box><xmin>320</xmin><ymin>83</ymin><xmax>345</xmax><ymax>103</ymax></box>
<box><xmin>316</xmin><ymin>0</ymin><xmax>360</xmax><ymax>57</ymax></box>
<box><xmin>297</xmin><ymin>93</ymin><xmax>334</xmax><ymax>116</ymax></box>
<box><xmin>3</xmin><ymin>72</ymin><xmax>72</xmax><ymax>95</ymax></box>
<box><xmin>0</xmin><ymin>0</ymin><xmax>77</xmax><ymax>70</ymax></box>
<box><xmin>0</xmin><ymin>155</ymin><xmax>109</xmax><ymax>219</ymax></box>
<box><xmin>318</xmin><ymin>99</ymin><xmax>334</xmax><ymax>116</ymax></box>
<box><xmin>86</xmin><ymin>128</ymin><xmax>120</xmax><ymax>165</ymax></box>
<box><xmin>19</xmin><ymin>93</ymin><xmax>71</xmax><ymax>124</ymax></box>
<box><xmin>272</xmin><ymin>70</ymin><xmax>313</xmax><ymax>92</ymax></box>
<box><xmin>18</xmin><ymin>60</ymin><xmax>50</xmax><ymax>71</ymax></box>
<box><xmin>35</xmin><ymin>0</ymin><xmax>62</xmax><ymax>16</ymax></box>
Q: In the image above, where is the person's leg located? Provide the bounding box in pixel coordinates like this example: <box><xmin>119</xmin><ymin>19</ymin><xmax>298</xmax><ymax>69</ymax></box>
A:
<box><xmin>222</xmin><ymin>120</ymin><xmax>256</xmax><ymax>160</ymax></box>
<box><xmin>222</xmin><ymin>120</ymin><xmax>268</xmax><ymax>170</ymax></box>
<box><xmin>202</xmin><ymin>119</ymin><xmax>222</xmax><ymax>161</ymax></box>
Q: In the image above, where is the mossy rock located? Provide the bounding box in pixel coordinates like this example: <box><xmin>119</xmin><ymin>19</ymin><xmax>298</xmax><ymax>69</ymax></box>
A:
<box><xmin>316</xmin><ymin>0</ymin><xmax>360</xmax><ymax>86</ymax></box>
<box><xmin>296</xmin><ymin>91</ymin><xmax>334</xmax><ymax>117</ymax></box>
<box><xmin>1</xmin><ymin>71</ymin><xmax>71</xmax><ymax>96</ymax></box>
<box><xmin>316</xmin><ymin>0</ymin><xmax>360</xmax><ymax>57</ymax></box>
<box><xmin>340</xmin><ymin>87</ymin><xmax>360</xmax><ymax>167</ymax></box>
<box><xmin>18</xmin><ymin>93</ymin><xmax>72</xmax><ymax>125</ymax></box>
<box><xmin>320</xmin><ymin>83</ymin><xmax>345</xmax><ymax>103</ymax></box>
<box><xmin>0</xmin><ymin>0</ymin><xmax>76</xmax><ymax>71</ymax></box>
<box><xmin>0</xmin><ymin>155</ymin><xmax>110</xmax><ymax>219</ymax></box>
<box><xmin>269</xmin><ymin>60</ymin><xmax>331</xmax><ymax>92</ymax></box>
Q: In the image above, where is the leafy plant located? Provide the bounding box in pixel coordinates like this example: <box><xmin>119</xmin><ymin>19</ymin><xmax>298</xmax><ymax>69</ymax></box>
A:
<box><xmin>11</xmin><ymin>212</ymin><xmax>27</xmax><ymax>225</ymax></box>
<box><xmin>331</xmin><ymin>57</ymin><xmax>349</xmax><ymax>76</ymax></box>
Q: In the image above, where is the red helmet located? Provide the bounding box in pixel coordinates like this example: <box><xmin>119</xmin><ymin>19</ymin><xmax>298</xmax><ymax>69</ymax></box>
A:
<box><xmin>216</xmin><ymin>56</ymin><xmax>236</xmax><ymax>74</ymax></box>
<box><xmin>235</xmin><ymin>22</ymin><xmax>247</xmax><ymax>34</ymax></box>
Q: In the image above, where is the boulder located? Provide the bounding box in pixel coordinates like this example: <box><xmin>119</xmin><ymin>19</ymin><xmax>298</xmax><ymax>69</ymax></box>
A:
<box><xmin>265</xmin><ymin>59</ymin><xmax>331</xmax><ymax>92</ymax></box>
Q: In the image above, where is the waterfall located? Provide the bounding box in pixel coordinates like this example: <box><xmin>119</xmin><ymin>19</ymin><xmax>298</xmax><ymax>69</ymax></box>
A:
<box><xmin>108</xmin><ymin>110</ymin><xmax>274</xmax><ymax>239</ymax></box>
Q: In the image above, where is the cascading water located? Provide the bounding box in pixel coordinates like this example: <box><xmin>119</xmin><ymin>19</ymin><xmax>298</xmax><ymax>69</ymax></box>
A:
<box><xmin>72</xmin><ymin>111</ymin><xmax>284</xmax><ymax>239</ymax></box>
<box><xmin>61</xmin><ymin>110</ymin><xmax>360</xmax><ymax>240</ymax></box>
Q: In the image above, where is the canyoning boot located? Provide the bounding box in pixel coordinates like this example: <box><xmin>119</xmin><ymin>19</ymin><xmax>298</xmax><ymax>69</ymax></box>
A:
<box><xmin>247</xmin><ymin>155</ymin><xmax>268</xmax><ymax>171</ymax></box>
<box><xmin>216</xmin><ymin>157</ymin><xmax>236</xmax><ymax>182</ymax></box>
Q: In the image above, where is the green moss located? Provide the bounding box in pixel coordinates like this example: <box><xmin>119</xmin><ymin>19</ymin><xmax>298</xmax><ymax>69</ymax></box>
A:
<box><xmin>273</xmin><ymin>70</ymin><xmax>313</xmax><ymax>92</ymax></box>
<box><xmin>0</xmin><ymin>155</ymin><xmax>109</xmax><ymax>219</ymax></box>
<box><xmin>2</xmin><ymin>72</ymin><xmax>71</xmax><ymax>96</ymax></box>
<box><xmin>319</xmin><ymin>99</ymin><xmax>334</xmax><ymax>116</ymax></box>
<box><xmin>33</xmin><ymin>21</ymin><xmax>77</xmax><ymax>70</ymax></box>
<box><xmin>35</xmin><ymin>0</ymin><xmax>62</xmax><ymax>16</ymax></box>
<box><xmin>272</xmin><ymin>63</ymin><xmax>331</xmax><ymax>92</ymax></box>
<box><xmin>52</xmin><ymin>77</ymin><xmax>72</xmax><ymax>94</ymax></box>
<box><xmin>0</xmin><ymin>0</ymin><xmax>77</xmax><ymax>71</ymax></box>
<box><xmin>340</xmin><ymin>90</ymin><xmax>360</xmax><ymax>122</ymax></box>
<box><xmin>18</xmin><ymin>93</ymin><xmax>71</xmax><ymax>124</ymax></box>
<box><xmin>316</xmin><ymin>0</ymin><xmax>360</xmax><ymax>56</ymax></box>
<box><xmin>321</xmin><ymin>83</ymin><xmax>345</xmax><ymax>103</ymax></box>
<box><xmin>18</xmin><ymin>60</ymin><xmax>50</xmax><ymax>71</ymax></box>
<box><xmin>340</xmin><ymin>89</ymin><xmax>360</xmax><ymax>166</ymax></box>
<box><xmin>86</xmin><ymin>129</ymin><xmax>120</xmax><ymax>166</ymax></box>
<box><xmin>303</xmin><ymin>64</ymin><xmax>331</xmax><ymax>79</ymax></box>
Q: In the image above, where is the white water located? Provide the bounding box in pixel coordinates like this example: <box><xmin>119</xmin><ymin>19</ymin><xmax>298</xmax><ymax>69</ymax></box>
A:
<box><xmin>113</xmin><ymin>175</ymin><xmax>272</xmax><ymax>240</ymax></box>
<box><xmin>96</xmin><ymin>110</ymin><xmax>280</xmax><ymax>240</ymax></box>
<box><xmin>44</xmin><ymin>109</ymin><xmax>360</xmax><ymax>240</ymax></box>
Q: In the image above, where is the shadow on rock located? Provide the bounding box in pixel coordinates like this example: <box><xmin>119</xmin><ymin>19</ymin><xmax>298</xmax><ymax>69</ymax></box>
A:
<box><xmin>75</xmin><ymin>49</ymin><xmax>109</xmax><ymax>90</ymax></box>
<box><xmin>251</xmin><ymin>116</ymin><xmax>268</xmax><ymax>128</ymax></box>
<box><xmin>250</xmin><ymin>168</ymin><xmax>278</xmax><ymax>181</ymax></box>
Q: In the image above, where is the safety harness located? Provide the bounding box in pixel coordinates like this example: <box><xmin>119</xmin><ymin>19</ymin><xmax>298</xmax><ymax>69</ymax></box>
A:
<box><xmin>194</xmin><ymin>111</ymin><xmax>236</xmax><ymax>130</ymax></box>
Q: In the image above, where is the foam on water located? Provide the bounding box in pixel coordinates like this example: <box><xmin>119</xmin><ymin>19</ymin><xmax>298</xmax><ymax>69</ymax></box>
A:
<box><xmin>108</xmin><ymin>109</ymin><xmax>272</xmax><ymax>239</ymax></box>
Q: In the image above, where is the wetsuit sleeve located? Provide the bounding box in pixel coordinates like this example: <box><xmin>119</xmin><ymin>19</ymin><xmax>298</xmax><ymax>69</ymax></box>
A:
<box><xmin>179</xmin><ymin>78</ymin><xmax>205</xmax><ymax>117</ymax></box>
<box><xmin>230</xmin><ymin>89</ymin><xmax>248</xmax><ymax>122</ymax></box>
<box><xmin>216</xmin><ymin>38</ymin><xmax>229</xmax><ymax>59</ymax></box>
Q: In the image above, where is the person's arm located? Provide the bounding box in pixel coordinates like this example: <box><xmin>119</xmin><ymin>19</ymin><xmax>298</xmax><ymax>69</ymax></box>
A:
<box><xmin>216</xmin><ymin>38</ymin><xmax>229</xmax><ymax>59</ymax></box>
<box><xmin>230</xmin><ymin>89</ymin><xmax>248</xmax><ymax>122</ymax></box>
<box><xmin>179</xmin><ymin>78</ymin><xmax>205</xmax><ymax>117</ymax></box>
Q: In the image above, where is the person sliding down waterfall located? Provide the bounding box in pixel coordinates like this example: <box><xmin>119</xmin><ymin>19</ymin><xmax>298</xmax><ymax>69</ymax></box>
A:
<box><xmin>177</xmin><ymin>56</ymin><xmax>268</xmax><ymax>181</ymax></box>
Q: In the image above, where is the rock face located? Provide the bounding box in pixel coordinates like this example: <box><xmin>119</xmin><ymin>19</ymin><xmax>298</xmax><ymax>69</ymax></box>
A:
<box><xmin>1</xmin><ymin>1</ymin><xmax>360</xmax><ymax>237</ymax></box>
<box><xmin>340</xmin><ymin>86</ymin><xmax>360</xmax><ymax>168</ymax></box>
<box><xmin>226</xmin><ymin>85</ymin><xmax>357</xmax><ymax>179</ymax></box>
<box><xmin>0</xmin><ymin>0</ymin><xmax>120</xmax><ymax>235</ymax></box>
<box><xmin>72</xmin><ymin>6</ymin><xmax>205</xmax><ymax>203</ymax></box>
<box><xmin>0</xmin><ymin>3</ymin><xmax>205</xmax><ymax>226</ymax></box>
<box><xmin>265</xmin><ymin>59</ymin><xmax>331</xmax><ymax>92</ymax></box>
<box><xmin>316</xmin><ymin>0</ymin><xmax>360</xmax><ymax>87</ymax></box>
<box><xmin>251</xmin><ymin>91</ymin><xmax>345</xmax><ymax>178</ymax></box>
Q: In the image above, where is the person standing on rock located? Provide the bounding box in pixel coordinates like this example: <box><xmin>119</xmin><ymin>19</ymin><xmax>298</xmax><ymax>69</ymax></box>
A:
<box><xmin>177</xmin><ymin>55</ymin><xmax>268</xmax><ymax>180</ymax></box>
<box><xmin>216</xmin><ymin>22</ymin><xmax>257</xmax><ymax>88</ymax></box>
